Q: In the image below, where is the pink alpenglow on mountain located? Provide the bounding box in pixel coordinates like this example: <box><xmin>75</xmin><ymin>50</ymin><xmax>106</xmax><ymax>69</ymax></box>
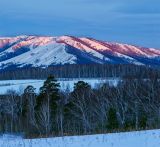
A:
<box><xmin>0</xmin><ymin>35</ymin><xmax>160</xmax><ymax>69</ymax></box>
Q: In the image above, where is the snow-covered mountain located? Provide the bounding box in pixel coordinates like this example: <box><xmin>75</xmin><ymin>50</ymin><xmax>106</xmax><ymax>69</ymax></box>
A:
<box><xmin>0</xmin><ymin>35</ymin><xmax>160</xmax><ymax>69</ymax></box>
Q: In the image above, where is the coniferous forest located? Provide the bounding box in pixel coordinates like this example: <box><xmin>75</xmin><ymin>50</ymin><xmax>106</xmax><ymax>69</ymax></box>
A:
<box><xmin>0</xmin><ymin>64</ymin><xmax>159</xmax><ymax>80</ymax></box>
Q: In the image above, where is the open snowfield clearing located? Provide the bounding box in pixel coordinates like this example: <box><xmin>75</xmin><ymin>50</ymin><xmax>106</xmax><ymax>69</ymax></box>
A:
<box><xmin>0</xmin><ymin>129</ymin><xmax>160</xmax><ymax>147</ymax></box>
<box><xmin>0</xmin><ymin>78</ymin><xmax>119</xmax><ymax>94</ymax></box>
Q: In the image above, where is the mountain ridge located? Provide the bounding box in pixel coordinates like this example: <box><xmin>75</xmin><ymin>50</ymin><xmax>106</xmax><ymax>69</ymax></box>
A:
<box><xmin>0</xmin><ymin>35</ymin><xmax>160</xmax><ymax>69</ymax></box>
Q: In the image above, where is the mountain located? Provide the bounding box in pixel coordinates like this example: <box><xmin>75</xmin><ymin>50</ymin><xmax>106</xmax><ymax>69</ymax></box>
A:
<box><xmin>0</xmin><ymin>35</ymin><xmax>160</xmax><ymax>70</ymax></box>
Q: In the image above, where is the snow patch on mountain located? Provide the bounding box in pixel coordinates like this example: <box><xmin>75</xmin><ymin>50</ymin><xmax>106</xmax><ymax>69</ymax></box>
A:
<box><xmin>0</xmin><ymin>43</ymin><xmax>77</xmax><ymax>68</ymax></box>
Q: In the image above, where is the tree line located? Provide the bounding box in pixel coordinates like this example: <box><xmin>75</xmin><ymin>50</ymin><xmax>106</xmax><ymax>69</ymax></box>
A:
<box><xmin>0</xmin><ymin>74</ymin><xmax>160</xmax><ymax>138</ymax></box>
<box><xmin>0</xmin><ymin>64</ymin><xmax>160</xmax><ymax>80</ymax></box>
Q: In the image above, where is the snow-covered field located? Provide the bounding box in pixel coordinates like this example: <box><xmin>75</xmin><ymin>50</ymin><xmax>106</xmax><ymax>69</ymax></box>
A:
<box><xmin>0</xmin><ymin>129</ymin><xmax>160</xmax><ymax>147</ymax></box>
<box><xmin>0</xmin><ymin>78</ymin><xmax>119</xmax><ymax>94</ymax></box>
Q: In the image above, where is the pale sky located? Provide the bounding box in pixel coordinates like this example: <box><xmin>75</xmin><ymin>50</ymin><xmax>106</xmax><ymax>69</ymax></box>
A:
<box><xmin>0</xmin><ymin>0</ymin><xmax>159</xmax><ymax>48</ymax></box>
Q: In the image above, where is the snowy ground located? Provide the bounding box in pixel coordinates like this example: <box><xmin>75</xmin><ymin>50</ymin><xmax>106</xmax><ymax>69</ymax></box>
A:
<box><xmin>0</xmin><ymin>78</ymin><xmax>119</xmax><ymax>94</ymax></box>
<box><xmin>0</xmin><ymin>129</ymin><xmax>160</xmax><ymax>147</ymax></box>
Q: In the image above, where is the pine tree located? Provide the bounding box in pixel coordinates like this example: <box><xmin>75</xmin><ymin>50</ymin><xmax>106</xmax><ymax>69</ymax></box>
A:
<box><xmin>139</xmin><ymin>115</ymin><xmax>147</xmax><ymax>129</ymax></box>
<box><xmin>36</xmin><ymin>75</ymin><xmax>60</xmax><ymax>112</ymax></box>
<box><xmin>22</xmin><ymin>85</ymin><xmax>37</xmax><ymax>134</ymax></box>
<box><xmin>35</xmin><ymin>75</ymin><xmax>60</xmax><ymax>135</ymax></box>
<box><xmin>68</xmin><ymin>81</ymin><xmax>92</xmax><ymax>133</ymax></box>
<box><xmin>23</xmin><ymin>85</ymin><xmax>36</xmax><ymax>116</ymax></box>
<box><xmin>73</xmin><ymin>81</ymin><xmax>91</xmax><ymax>95</ymax></box>
<box><xmin>107</xmin><ymin>108</ymin><xmax>119</xmax><ymax>131</ymax></box>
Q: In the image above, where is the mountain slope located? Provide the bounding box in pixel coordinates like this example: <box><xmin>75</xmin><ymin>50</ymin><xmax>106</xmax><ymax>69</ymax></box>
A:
<box><xmin>0</xmin><ymin>35</ymin><xmax>160</xmax><ymax>69</ymax></box>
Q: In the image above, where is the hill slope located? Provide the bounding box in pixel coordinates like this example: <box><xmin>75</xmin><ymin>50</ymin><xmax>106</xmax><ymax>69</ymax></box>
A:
<box><xmin>0</xmin><ymin>35</ymin><xmax>160</xmax><ymax>69</ymax></box>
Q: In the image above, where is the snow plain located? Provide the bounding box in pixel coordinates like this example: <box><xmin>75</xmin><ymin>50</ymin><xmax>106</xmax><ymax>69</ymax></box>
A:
<box><xmin>0</xmin><ymin>129</ymin><xmax>160</xmax><ymax>147</ymax></box>
<box><xmin>0</xmin><ymin>78</ymin><xmax>119</xmax><ymax>94</ymax></box>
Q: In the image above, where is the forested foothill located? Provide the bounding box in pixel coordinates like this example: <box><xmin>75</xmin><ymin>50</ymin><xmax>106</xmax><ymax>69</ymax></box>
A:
<box><xmin>0</xmin><ymin>64</ymin><xmax>159</xmax><ymax>80</ymax></box>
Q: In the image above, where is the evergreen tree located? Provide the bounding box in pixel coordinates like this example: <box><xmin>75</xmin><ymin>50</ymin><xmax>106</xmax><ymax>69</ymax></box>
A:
<box><xmin>22</xmin><ymin>85</ymin><xmax>36</xmax><ymax>116</ymax></box>
<box><xmin>22</xmin><ymin>85</ymin><xmax>37</xmax><ymax>134</ymax></box>
<box><xmin>36</xmin><ymin>75</ymin><xmax>60</xmax><ymax>112</ymax></box>
<box><xmin>107</xmin><ymin>108</ymin><xmax>119</xmax><ymax>130</ymax></box>
<box><xmin>64</xmin><ymin>81</ymin><xmax>91</xmax><ymax>118</ymax></box>
<box><xmin>73</xmin><ymin>81</ymin><xmax>91</xmax><ymax>95</ymax></box>
<box><xmin>139</xmin><ymin>115</ymin><xmax>147</xmax><ymax>129</ymax></box>
<box><xmin>35</xmin><ymin>75</ymin><xmax>60</xmax><ymax>135</ymax></box>
<box><xmin>68</xmin><ymin>81</ymin><xmax>92</xmax><ymax>133</ymax></box>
